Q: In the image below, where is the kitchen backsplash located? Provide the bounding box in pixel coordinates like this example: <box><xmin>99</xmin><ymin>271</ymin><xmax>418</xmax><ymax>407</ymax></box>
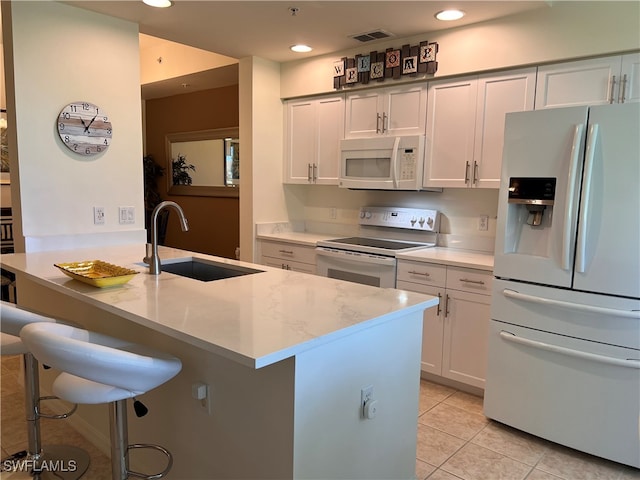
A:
<box><xmin>277</xmin><ymin>186</ymin><xmax>498</xmax><ymax>253</ymax></box>
<box><xmin>263</xmin><ymin>187</ymin><xmax>498</xmax><ymax>253</ymax></box>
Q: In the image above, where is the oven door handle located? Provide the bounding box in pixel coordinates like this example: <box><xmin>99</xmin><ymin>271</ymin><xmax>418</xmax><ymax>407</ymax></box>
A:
<box><xmin>315</xmin><ymin>248</ymin><xmax>396</xmax><ymax>266</ymax></box>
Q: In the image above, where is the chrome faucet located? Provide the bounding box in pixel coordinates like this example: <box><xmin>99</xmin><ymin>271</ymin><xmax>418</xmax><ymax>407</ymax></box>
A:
<box><xmin>145</xmin><ymin>201</ymin><xmax>189</xmax><ymax>275</ymax></box>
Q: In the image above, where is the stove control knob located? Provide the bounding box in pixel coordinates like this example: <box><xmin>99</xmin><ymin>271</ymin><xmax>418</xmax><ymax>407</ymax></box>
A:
<box><xmin>426</xmin><ymin>217</ymin><xmax>434</xmax><ymax>228</ymax></box>
<box><xmin>419</xmin><ymin>217</ymin><xmax>425</xmax><ymax>227</ymax></box>
<box><xmin>359</xmin><ymin>211</ymin><xmax>366</xmax><ymax>219</ymax></box>
<box><xmin>410</xmin><ymin>217</ymin><xmax>417</xmax><ymax>226</ymax></box>
<box><xmin>364</xmin><ymin>211</ymin><xmax>372</xmax><ymax>219</ymax></box>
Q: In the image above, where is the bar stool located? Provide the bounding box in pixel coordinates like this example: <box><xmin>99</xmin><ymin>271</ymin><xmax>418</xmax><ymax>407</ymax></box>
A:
<box><xmin>20</xmin><ymin>322</ymin><xmax>182</xmax><ymax>480</ymax></box>
<box><xmin>0</xmin><ymin>301</ymin><xmax>90</xmax><ymax>479</ymax></box>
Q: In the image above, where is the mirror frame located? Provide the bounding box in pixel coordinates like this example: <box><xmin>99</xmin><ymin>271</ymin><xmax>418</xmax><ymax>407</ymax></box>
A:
<box><xmin>165</xmin><ymin>127</ymin><xmax>239</xmax><ymax>198</ymax></box>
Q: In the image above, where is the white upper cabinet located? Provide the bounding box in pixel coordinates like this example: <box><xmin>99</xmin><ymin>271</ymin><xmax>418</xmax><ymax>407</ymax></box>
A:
<box><xmin>423</xmin><ymin>68</ymin><xmax>536</xmax><ymax>189</ymax></box>
<box><xmin>344</xmin><ymin>84</ymin><xmax>427</xmax><ymax>138</ymax></box>
<box><xmin>535</xmin><ymin>53</ymin><xmax>640</xmax><ymax>108</ymax></box>
<box><xmin>423</xmin><ymin>76</ymin><xmax>478</xmax><ymax>188</ymax></box>
<box><xmin>474</xmin><ymin>69</ymin><xmax>537</xmax><ymax>187</ymax></box>
<box><xmin>284</xmin><ymin>94</ymin><xmax>344</xmax><ymax>185</ymax></box>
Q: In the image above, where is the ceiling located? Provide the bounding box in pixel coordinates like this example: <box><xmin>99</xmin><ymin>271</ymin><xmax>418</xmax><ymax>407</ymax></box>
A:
<box><xmin>66</xmin><ymin>1</ymin><xmax>548</xmax><ymax>63</ymax></box>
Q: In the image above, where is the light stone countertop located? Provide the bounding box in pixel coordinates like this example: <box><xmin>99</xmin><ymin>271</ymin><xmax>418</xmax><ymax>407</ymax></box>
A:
<box><xmin>255</xmin><ymin>231</ymin><xmax>337</xmax><ymax>247</ymax></box>
<box><xmin>396</xmin><ymin>247</ymin><xmax>494</xmax><ymax>271</ymax></box>
<box><xmin>256</xmin><ymin>230</ymin><xmax>494</xmax><ymax>271</ymax></box>
<box><xmin>1</xmin><ymin>244</ymin><xmax>438</xmax><ymax>369</ymax></box>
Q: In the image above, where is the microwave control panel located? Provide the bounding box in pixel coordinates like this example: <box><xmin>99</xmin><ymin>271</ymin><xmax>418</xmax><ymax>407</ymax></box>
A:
<box><xmin>399</xmin><ymin>149</ymin><xmax>417</xmax><ymax>180</ymax></box>
<box><xmin>359</xmin><ymin>207</ymin><xmax>440</xmax><ymax>232</ymax></box>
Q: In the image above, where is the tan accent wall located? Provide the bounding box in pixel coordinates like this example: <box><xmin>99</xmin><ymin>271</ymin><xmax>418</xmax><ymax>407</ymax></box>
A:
<box><xmin>145</xmin><ymin>85</ymin><xmax>240</xmax><ymax>258</ymax></box>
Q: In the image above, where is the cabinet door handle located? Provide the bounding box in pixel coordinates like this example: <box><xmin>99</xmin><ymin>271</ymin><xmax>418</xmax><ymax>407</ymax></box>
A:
<box><xmin>473</xmin><ymin>161</ymin><xmax>479</xmax><ymax>185</ymax></box>
<box><xmin>279</xmin><ymin>249</ymin><xmax>294</xmax><ymax>255</ymax></box>
<box><xmin>444</xmin><ymin>294</ymin><xmax>450</xmax><ymax>318</ymax></box>
<box><xmin>382</xmin><ymin>112</ymin><xmax>388</xmax><ymax>133</ymax></box>
<box><xmin>436</xmin><ymin>292</ymin><xmax>442</xmax><ymax>316</ymax></box>
<box><xmin>464</xmin><ymin>161</ymin><xmax>470</xmax><ymax>184</ymax></box>
<box><xmin>307</xmin><ymin>163</ymin><xmax>313</xmax><ymax>182</ymax></box>
<box><xmin>313</xmin><ymin>163</ymin><xmax>318</xmax><ymax>181</ymax></box>
<box><xmin>459</xmin><ymin>278</ymin><xmax>485</xmax><ymax>285</ymax></box>
<box><xmin>619</xmin><ymin>74</ymin><xmax>628</xmax><ymax>103</ymax></box>
<box><xmin>408</xmin><ymin>270</ymin><xmax>430</xmax><ymax>277</ymax></box>
<box><xmin>609</xmin><ymin>75</ymin><xmax>616</xmax><ymax>104</ymax></box>
<box><xmin>376</xmin><ymin>113</ymin><xmax>382</xmax><ymax>134</ymax></box>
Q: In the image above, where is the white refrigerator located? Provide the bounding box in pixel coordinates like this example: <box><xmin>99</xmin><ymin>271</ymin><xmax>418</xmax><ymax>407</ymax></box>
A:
<box><xmin>484</xmin><ymin>103</ymin><xmax>640</xmax><ymax>468</ymax></box>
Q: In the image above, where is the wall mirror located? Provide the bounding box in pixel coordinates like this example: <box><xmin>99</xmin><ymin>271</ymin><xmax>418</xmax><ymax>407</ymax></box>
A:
<box><xmin>165</xmin><ymin>127</ymin><xmax>239</xmax><ymax>197</ymax></box>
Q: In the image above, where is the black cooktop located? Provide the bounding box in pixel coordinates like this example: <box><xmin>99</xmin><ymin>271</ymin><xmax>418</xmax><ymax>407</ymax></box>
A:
<box><xmin>326</xmin><ymin>237</ymin><xmax>427</xmax><ymax>250</ymax></box>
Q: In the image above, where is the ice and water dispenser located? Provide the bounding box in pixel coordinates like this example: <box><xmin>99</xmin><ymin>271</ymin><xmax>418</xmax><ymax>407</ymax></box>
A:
<box><xmin>502</xmin><ymin>177</ymin><xmax>557</xmax><ymax>257</ymax></box>
<box><xmin>508</xmin><ymin>178</ymin><xmax>556</xmax><ymax>226</ymax></box>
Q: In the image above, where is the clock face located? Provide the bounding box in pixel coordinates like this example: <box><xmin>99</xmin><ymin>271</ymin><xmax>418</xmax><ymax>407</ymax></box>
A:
<box><xmin>57</xmin><ymin>102</ymin><xmax>112</xmax><ymax>156</ymax></box>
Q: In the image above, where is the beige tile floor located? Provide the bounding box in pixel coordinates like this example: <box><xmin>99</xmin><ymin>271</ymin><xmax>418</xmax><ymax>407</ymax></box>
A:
<box><xmin>416</xmin><ymin>381</ymin><xmax>640</xmax><ymax>480</ymax></box>
<box><xmin>2</xmin><ymin>354</ymin><xmax>638</xmax><ymax>480</ymax></box>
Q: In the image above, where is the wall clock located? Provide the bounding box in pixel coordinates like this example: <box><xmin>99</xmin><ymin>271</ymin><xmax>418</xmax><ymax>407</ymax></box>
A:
<box><xmin>57</xmin><ymin>101</ymin><xmax>112</xmax><ymax>156</ymax></box>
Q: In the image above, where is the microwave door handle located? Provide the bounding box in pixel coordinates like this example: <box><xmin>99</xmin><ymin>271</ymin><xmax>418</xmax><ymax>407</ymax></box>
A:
<box><xmin>391</xmin><ymin>136</ymin><xmax>401</xmax><ymax>188</ymax></box>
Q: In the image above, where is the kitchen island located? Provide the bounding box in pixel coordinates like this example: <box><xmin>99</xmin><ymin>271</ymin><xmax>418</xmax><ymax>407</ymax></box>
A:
<box><xmin>1</xmin><ymin>244</ymin><xmax>438</xmax><ymax>479</ymax></box>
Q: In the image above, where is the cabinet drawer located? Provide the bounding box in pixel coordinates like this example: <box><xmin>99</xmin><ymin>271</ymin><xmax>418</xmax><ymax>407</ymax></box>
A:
<box><xmin>260</xmin><ymin>241</ymin><xmax>316</xmax><ymax>264</ymax></box>
<box><xmin>397</xmin><ymin>260</ymin><xmax>446</xmax><ymax>287</ymax></box>
<box><xmin>446</xmin><ymin>266</ymin><xmax>492</xmax><ymax>294</ymax></box>
<box><xmin>262</xmin><ymin>256</ymin><xmax>316</xmax><ymax>274</ymax></box>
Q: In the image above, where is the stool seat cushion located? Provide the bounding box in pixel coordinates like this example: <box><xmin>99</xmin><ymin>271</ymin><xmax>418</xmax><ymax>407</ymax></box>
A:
<box><xmin>20</xmin><ymin>323</ymin><xmax>181</xmax><ymax>395</ymax></box>
<box><xmin>53</xmin><ymin>372</ymin><xmax>142</xmax><ymax>404</ymax></box>
<box><xmin>1</xmin><ymin>301</ymin><xmax>56</xmax><ymax>337</ymax></box>
<box><xmin>1</xmin><ymin>332</ymin><xmax>28</xmax><ymax>355</ymax></box>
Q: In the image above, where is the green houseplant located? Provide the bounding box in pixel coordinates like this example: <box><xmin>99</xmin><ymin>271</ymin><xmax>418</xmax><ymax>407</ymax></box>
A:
<box><xmin>143</xmin><ymin>154</ymin><xmax>166</xmax><ymax>243</ymax></box>
<box><xmin>172</xmin><ymin>154</ymin><xmax>195</xmax><ymax>186</ymax></box>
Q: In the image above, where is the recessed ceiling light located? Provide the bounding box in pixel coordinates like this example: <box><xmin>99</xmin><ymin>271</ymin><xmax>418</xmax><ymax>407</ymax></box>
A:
<box><xmin>435</xmin><ymin>9</ymin><xmax>465</xmax><ymax>21</ymax></box>
<box><xmin>143</xmin><ymin>0</ymin><xmax>173</xmax><ymax>8</ymax></box>
<box><xmin>290</xmin><ymin>44</ymin><xmax>313</xmax><ymax>53</ymax></box>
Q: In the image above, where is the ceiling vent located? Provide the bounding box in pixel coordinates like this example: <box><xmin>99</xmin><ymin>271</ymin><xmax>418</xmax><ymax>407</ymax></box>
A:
<box><xmin>349</xmin><ymin>29</ymin><xmax>394</xmax><ymax>43</ymax></box>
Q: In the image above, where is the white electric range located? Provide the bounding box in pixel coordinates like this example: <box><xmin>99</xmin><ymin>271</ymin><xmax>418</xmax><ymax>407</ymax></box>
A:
<box><xmin>316</xmin><ymin>207</ymin><xmax>439</xmax><ymax>288</ymax></box>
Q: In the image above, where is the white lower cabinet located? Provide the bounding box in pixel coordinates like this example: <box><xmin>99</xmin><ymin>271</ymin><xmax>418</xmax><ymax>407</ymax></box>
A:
<box><xmin>258</xmin><ymin>240</ymin><xmax>317</xmax><ymax>274</ymax></box>
<box><xmin>397</xmin><ymin>260</ymin><xmax>492</xmax><ymax>389</ymax></box>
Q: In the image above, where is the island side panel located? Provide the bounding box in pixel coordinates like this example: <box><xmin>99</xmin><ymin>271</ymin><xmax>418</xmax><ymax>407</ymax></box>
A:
<box><xmin>292</xmin><ymin>310</ymin><xmax>423</xmax><ymax>479</ymax></box>
<box><xmin>15</xmin><ymin>276</ymin><xmax>296</xmax><ymax>479</ymax></box>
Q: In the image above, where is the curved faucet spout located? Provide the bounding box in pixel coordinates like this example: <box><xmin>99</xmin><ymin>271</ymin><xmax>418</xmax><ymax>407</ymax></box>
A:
<box><xmin>147</xmin><ymin>201</ymin><xmax>189</xmax><ymax>275</ymax></box>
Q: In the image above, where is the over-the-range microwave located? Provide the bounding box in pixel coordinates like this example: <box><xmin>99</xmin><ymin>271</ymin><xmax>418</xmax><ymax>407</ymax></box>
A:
<box><xmin>339</xmin><ymin>135</ymin><xmax>440</xmax><ymax>191</ymax></box>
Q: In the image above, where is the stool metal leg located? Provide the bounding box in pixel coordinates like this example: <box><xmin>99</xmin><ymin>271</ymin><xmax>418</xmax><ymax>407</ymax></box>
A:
<box><xmin>24</xmin><ymin>352</ymin><xmax>42</xmax><ymax>460</ymax></box>
<box><xmin>108</xmin><ymin>399</ymin><xmax>174</xmax><ymax>480</ymax></box>
<box><xmin>24</xmin><ymin>353</ymin><xmax>90</xmax><ymax>480</ymax></box>
<box><xmin>109</xmin><ymin>399</ymin><xmax>129</xmax><ymax>480</ymax></box>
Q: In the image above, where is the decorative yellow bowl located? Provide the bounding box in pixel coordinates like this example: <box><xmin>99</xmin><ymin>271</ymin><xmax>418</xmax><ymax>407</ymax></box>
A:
<box><xmin>54</xmin><ymin>260</ymin><xmax>138</xmax><ymax>288</ymax></box>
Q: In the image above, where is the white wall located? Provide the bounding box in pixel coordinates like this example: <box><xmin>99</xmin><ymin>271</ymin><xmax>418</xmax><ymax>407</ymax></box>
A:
<box><xmin>281</xmin><ymin>1</ymin><xmax>640</xmax><ymax>98</ymax></box>
<box><xmin>3</xmin><ymin>2</ymin><xmax>145</xmax><ymax>252</ymax></box>
<box><xmin>239</xmin><ymin>57</ymin><xmax>306</xmax><ymax>262</ymax></box>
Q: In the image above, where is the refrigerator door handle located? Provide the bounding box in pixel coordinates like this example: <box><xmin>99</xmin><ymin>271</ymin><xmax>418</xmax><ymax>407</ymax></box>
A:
<box><xmin>498</xmin><ymin>330</ymin><xmax>640</xmax><ymax>369</ymax></box>
<box><xmin>562</xmin><ymin>123</ymin><xmax>585</xmax><ymax>271</ymax></box>
<box><xmin>575</xmin><ymin>123</ymin><xmax>599</xmax><ymax>273</ymax></box>
<box><xmin>502</xmin><ymin>288</ymin><xmax>640</xmax><ymax>318</ymax></box>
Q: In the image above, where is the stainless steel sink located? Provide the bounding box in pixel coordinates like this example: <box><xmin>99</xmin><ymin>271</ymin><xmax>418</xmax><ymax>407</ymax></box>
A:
<box><xmin>159</xmin><ymin>258</ymin><xmax>264</xmax><ymax>282</ymax></box>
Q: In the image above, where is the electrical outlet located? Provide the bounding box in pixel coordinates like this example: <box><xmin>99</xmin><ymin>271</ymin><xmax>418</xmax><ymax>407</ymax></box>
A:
<box><xmin>192</xmin><ymin>382</ymin><xmax>212</xmax><ymax>415</ymax></box>
<box><xmin>93</xmin><ymin>206</ymin><xmax>105</xmax><ymax>225</ymax></box>
<box><xmin>478</xmin><ymin>215</ymin><xmax>489</xmax><ymax>231</ymax></box>
<box><xmin>360</xmin><ymin>385</ymin><xmax>374</xmax><ymax>417</ymax></box>
<box><xmin>119</xmin><ymin>206</ymin><xmax>135</xmax><ymax>225</ymax></box>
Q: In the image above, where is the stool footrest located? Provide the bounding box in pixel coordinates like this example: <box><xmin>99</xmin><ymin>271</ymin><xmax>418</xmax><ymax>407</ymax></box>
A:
<box><xmin>37</xmin><ymin>395</ymin><xmax>79</xmax><ymax>419</ymax></box>
<box><xmin>126</xmin><ymin>443</ymin><xmax>173</xmax><ymax>480</ymax></box>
